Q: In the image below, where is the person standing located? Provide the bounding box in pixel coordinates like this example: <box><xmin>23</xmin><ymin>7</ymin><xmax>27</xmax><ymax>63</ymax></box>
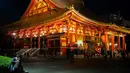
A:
<box><xmin>66</xmin><ymin>45</ymin><xmax>70</xmax><ymax>60</ymax></box>
<box><xmin>8</xmin><ymin>57</ymin><xmax>19</xmax><ymax>73</ymax></box>
<box><xmin>70</xmin><ymin>49</ymin><xmax>74</xmax><ymax>63</ymax></box>
<box><xmin>84</xmin><ymin>49</ymin><xmax>87</xmax><ymax>59</ymax></box>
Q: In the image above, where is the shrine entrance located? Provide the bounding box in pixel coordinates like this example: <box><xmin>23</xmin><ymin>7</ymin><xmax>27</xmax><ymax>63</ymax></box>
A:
<box><xmin>47</xmin><ymin>38</ymin><xmax>60</xmax><ymax>53</ymax></box>
<box><xmin>45</xmin><ymin>33</ymin><xmax>65</xmax><ymax>55</ymax></box>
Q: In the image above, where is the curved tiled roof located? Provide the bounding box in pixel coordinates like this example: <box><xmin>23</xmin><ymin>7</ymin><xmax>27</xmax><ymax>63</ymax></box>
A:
<box><xmin>4</xmin><ymin>0</ymin><xmax>130</xmax><ymax>34</ymax></box>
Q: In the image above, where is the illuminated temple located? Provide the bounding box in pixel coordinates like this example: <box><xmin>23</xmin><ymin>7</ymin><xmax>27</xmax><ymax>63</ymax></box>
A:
<box><xmin>5</xmin><ymin>0</ymin><xmax>130</xmax><ymax>56</ymax></box>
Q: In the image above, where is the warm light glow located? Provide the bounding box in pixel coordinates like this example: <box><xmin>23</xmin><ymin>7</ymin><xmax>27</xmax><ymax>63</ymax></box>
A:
<box><xmin>107</xmin><ymin>32</ymin><xmax>113</xmax><ymax>34</ymax></box>
<box><xmin>109</xmin><ymin>43</ymin><xmax>112</xmax><ymax>46</ymax></box>
<box><xmin>12</xmin><ymin>32</ymin><xmax>16</xmax><ymax>36</ymax></box>
<box><xmin>26</xmin><ymin>35</ymin><xmax>29</xmax><ymax>38</ymax></box>
<box><xmin>42</xmin><ymin>33</ymin><xmax>45</xmax><ymax>35</ymax></box>
<box><xmin>69</xmin><ymin>27</ymin><xmax>75</xmax><ymax>33</ymax></box>
<box><xmin>34</xmin><ymin>34</ymin><xmax>37</xmax><ymax>37</ymax></box>
<box><xmin>60</xmin><ymin>25</ymin><xmax>67</xmax><ymax>33</ymax></box>
<box><xmin>77</xmin><ymin>28</ymin><xmax>83</xmax><ymax>34</ymax></box>
<box><xmin>60</xmin><ymin>52</ymin><xmax>63</xmax><ymax>55</ymax></box>
<box><xmin>19</xmin><ymin>35</ymin><xmax>22</xmax><ymax>38</ymax></box>
<box><xmin>40</xmin><ymin>35</ymin><xmax>42</xmax><ymax>37</ymax></box>
<box><xmin>69</xmin><ymin>27</ymin><xmax>72</xmax><ymax>30</ymax></box>
<box><xmin>114</xmin><ymin>43</ymin><xmax>118</xmax><ymax>47</ymax></box>
<box><xmin>26</xmin><ymin>0</ymin><xmax>48</xmax><ymax>17</ymax></box>
<box><xmin>49</xmin><ymin>28</ymin><xmax>57</xmax><ymax>34</ymax></box>
<box><xmin>76</xmin><ymin>40</ymin><xmax>83</xmax><ymax>47</ymax></box>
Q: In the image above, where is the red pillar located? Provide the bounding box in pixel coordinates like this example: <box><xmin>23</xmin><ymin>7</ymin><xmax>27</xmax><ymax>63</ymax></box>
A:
<box><xmin>111</xmin><ymin>35</ymin><xmax>114</xmax><ymax>51</ymax></box>
<box><xmin>38</xmin><ymin>29</ymin><xmax>40</xmax><ymax>48</ymax></box>
<box><xmin>30</xmin><ymin>30</ymin><xmax>32</xmax><ymax>48</ymax></box>
<box><xmin>105</xmin><ymin>33</ymin><xmax>109</xmax><ymax>51</ymax></box>
<box><xmin>117</xmin><ymin>36</ymin><xmax>120</xmax><ymax>50</ymax></box>
<box><xmin>122</xmin><ymin>36</ymin><xmax>125</xmax><ymax>51</ymax></box>
<box><xmin>111</xmin><ymin>34</ymin><xmax>115</xmax><ymax>57</ymax></box>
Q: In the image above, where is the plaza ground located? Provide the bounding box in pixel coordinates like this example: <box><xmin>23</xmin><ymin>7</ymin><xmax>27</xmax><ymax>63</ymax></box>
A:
<box><xmin>23</xmin><ymin>58</ymin><xmax>130</xmax><ymax>73</ymax></box>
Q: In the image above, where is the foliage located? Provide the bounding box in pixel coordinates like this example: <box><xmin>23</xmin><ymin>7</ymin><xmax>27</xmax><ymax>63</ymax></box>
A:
<box><xmin>0</xmin><ymin>56</ymin><xmax>12</xmax><ymax>67</ymax></box>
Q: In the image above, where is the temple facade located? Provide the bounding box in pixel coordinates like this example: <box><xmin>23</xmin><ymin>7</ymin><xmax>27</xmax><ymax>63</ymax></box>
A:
<box><xmin>5</xmin><ymin>0</ymin><xmax>130</xmax><ymax>56</ymax></box>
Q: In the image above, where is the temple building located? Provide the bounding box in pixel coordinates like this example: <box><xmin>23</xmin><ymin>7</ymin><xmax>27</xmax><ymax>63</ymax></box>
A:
<box><xmin>5</xmin><ymin>0</ymin><xmax>130</xmax><ymax>56</ymax></box>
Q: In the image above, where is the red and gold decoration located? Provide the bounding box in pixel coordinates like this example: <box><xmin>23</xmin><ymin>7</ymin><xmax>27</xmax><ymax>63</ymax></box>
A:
<box><xmin>6</xmin><ymin>0</ymin><xmax>130</xmax><ymax>56</ymax></box>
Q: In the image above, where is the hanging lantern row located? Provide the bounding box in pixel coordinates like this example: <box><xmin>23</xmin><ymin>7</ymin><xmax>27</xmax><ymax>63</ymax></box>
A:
<box><xmin>40</xmin><ymin>30</ymin><xmax>47</xmax><ymax>36</ymax></box>
<box><xmin>25</xmin><ymin>31</ymin><xmax>31</xmax><ymax>38</ymax></box>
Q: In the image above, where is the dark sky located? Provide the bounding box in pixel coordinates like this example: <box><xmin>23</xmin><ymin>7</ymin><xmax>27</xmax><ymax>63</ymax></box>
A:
<box><xmin>0</xmin><ymin>0</ymin><xmax>130</xmax><ymax>26</ymax></box>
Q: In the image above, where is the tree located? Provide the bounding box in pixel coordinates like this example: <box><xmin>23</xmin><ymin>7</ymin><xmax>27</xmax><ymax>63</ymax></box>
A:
<box><xmin>0</xmin><ymin>27</ymin><xmax>14</xmax><ymax>53</ymax></box>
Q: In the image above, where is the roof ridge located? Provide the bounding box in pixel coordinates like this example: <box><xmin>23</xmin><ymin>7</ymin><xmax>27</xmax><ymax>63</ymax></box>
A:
<box><xmin>20</xmin><ymin>0</ymin><xmax>64</xmax><ymax>20</ymax></box>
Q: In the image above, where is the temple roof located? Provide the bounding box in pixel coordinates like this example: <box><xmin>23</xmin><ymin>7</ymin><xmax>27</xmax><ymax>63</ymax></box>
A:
<box><xmin>51</xmin><ymin>0</ymin><xmax>83</xmax><ymax>8</ymax></box>
<box><xmin>4</xmin><ymin>0</ymin><xmax>130</xmax><ymax>34</ymax></box>
<box><xmin>5</xmin><ymin>0</ymin><xmax>85</xmax><ymax>30</ymax></box>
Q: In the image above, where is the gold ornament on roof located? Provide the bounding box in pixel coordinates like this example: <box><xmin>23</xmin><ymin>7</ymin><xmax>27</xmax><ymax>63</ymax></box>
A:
<box><xmin>70</xmin><ymin>4</ymin><xmax>75</xmax><ymax>10</ymax></box>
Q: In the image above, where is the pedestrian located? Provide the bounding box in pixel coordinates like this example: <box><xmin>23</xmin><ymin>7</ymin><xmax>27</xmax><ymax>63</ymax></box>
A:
<box><xmin>27</xmin><ymin>52</ymin><xmax>30</xmax><ymax>58</ymax></box>
<box><xmin>66</xmin><ymin>45</ymin><xmax>70</xmax><ymax>60</ymax></box>
<box><xmin>121</xmin><ymin>50</ymin><xmax>125</xmax><ymax>59</ymax></box>
<box><xmin>84</xmin><ymin>49</ymin><xmax>87</xmax><ymax>59</ymax></box>
<box><xmin>8</xmin><ymin>57</ymin><xmax>19</xmax><ymax>73</ymax></box>
<box><xmin>18</xmin><ymin>55</ymin><xmax>24</xmax><ymax>73</ymax></box>
<box><xmin>70</xmin><ymin>49</ymin><xmax>74</xmax><ymax>63</ymax></box>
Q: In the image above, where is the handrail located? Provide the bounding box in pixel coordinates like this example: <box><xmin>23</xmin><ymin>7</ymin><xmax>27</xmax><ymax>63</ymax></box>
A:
<box><xmin>30</xmin><ymin>48</ymin><xmax>40</xmax><ymax>57</ymax></box>
<box><xmin>16</xmin><ymin>49</ymin><xmax>27</xmax><ymax>56</ymax></box>
<box><xmin>21</xmin><ymin>49</ymin><xmax>31</xmax><ymax>55</ymax></box>
<box><xmin>16</xmin><ymin>49</ymin><xmax>25</xmax><ymax>55</ymax></box>
<box><xmin>28</xmin><ymin>48</ymin><xmax>37</xmax><ymax>54</ymax></box>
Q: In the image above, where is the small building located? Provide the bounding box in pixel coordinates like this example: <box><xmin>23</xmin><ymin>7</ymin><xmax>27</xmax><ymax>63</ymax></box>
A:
<box><xmin>5</xmin><ymin>0</ymin><xmax>130</xmax><ymax>56</ymax></box>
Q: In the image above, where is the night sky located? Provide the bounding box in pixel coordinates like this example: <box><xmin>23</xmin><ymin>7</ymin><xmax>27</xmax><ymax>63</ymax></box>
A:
<box><xmin>0</xmin><ymin>0</ymin><xmax>130</xmax><ymax>26</ymax></box>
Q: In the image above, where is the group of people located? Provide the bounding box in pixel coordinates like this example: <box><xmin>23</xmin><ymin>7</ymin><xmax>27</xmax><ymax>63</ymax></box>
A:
<box><xmin>103</xmin><ymin>49</ymin><xmax>130</xmax><ymax>59</ymax></box>
<box><xmin>66</xmin><ymin>43</ymin><xmax>130</xmax><ymax>60</ymax></box>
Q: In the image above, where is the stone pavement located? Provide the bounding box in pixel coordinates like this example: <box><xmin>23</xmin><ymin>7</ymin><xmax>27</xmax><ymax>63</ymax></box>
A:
<box><xmin>23</xmin><ymin>56</ymin><xmax>130</xmax><ymax>73</ymax></box>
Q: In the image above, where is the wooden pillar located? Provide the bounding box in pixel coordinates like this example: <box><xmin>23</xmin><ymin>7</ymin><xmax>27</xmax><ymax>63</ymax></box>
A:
<box><xmin>83</xmin><ymin>26</ymin><xmax>85</xmax><ymax>47</ymax></box>
<box><xmin>23</xmin><ymin>31</ymin><xmax>26</xmax><ymax>48</ymax></box>
<box><xmin>105</xmin><ymin>32</ymin><xmax>109</xmax><ymax>51</ymax></box>
<box><xmin>47</xmin><ymin>40</ymin><xmax>49</xmax><ymax>48</ymax></box>
<box><xmin>122</xmin><ymin>36</ymin><xmax>125</xmax><ymax>51</ymax></box>
<box><xmin>75</xmin><ymin>25</ymin><xmax>77</xmax><ymax>43</ymax></box>
<box><xmin>67</xmin><ymin>19</ymin><xmax>70</xmax><ymax>45</ymax></box>
<box><xmin>117</xmin><ymin>36</ymin><xmax>120</xmax><ymax>50</ymax></box>
<box><xmin>111</xmin><ymin>35</ymin><xmax>114</xmax><ymax>51</ymax></box>
<box><xmin>38</xmin><ymin>29</ymin><xmax>40</xmax><ymax>48</ymax></box>
<box><xmin>111</xmin><ymin>34</ymin><xmax>115</xmax><ymax>57</ymax></box>
<box><xmin>99</xmin><ymin>31</ymin><xmax>101</xmax><ymax>46</ymax></box>
<box><xmin>30</xmin><ymin>30</ymin><xmax>32</xmax><ymax>48</ymax></box>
